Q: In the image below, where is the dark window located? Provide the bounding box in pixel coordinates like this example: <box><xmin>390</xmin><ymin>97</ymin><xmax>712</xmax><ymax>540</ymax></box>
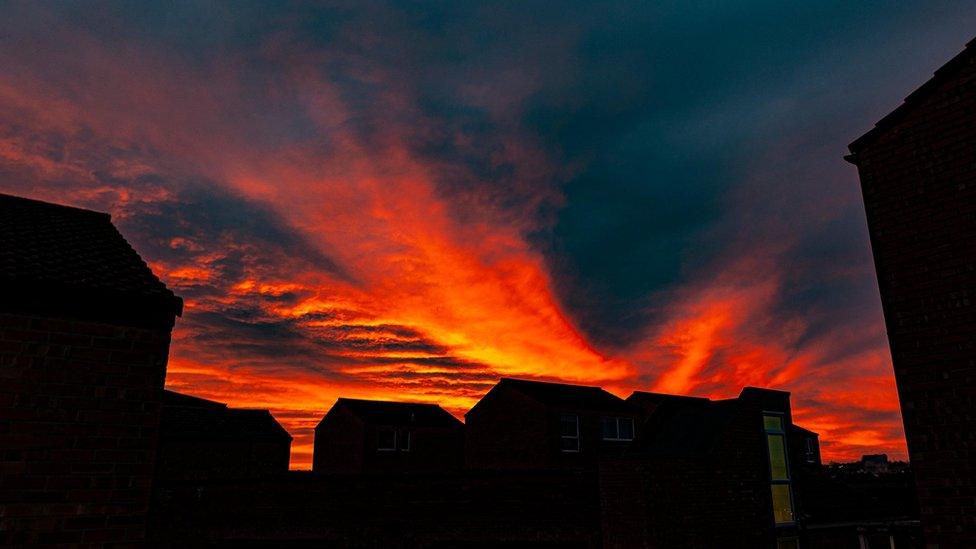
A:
<box><xmin>804</xmin><ymin>437</ymin><xmax>816</xmax><ymax>463</ymax></box>
<box><xmin>601</xmin><ymin>416</ymin><xmax>635</xmax><ymax>441</ymax></box>
<box><xmin>619</xmin><ymin>418</ymin><xmax>635</xmax><ymax>440</ymax></box>
<box><xmin>560</xmin><ymin>414</ymin><xmax>579</xmax><ymax>452</ymax></box>
<box><xmin>398</xmin><ymin>430</ymin><xmax>411</xmax><ymax>452</ymax></box>
<box><xmin>764</xmin><ymin>413</ymin><xmax>794</xmax><ymax>525</ymax></box>
<box><xmin>378</xmin><ymin>429</ymin><xmax>396</xmax><ymax>451</ymax></box>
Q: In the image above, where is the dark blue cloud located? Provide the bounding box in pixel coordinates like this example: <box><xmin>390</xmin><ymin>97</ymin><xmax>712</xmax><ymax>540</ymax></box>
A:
<box><xmin>3</xmin><ymin>0</ymin><xmax>974</xmax><ymax>370</ymax></box>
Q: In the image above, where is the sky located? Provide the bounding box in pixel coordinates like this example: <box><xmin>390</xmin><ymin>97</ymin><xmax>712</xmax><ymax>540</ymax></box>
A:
<box><xmin>2</xmin><ymin>1</ymin><xmax>975</xmax><ymax>469</ymax></box>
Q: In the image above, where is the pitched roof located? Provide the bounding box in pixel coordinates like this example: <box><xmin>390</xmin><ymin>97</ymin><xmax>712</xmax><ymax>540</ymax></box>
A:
<box><xmin>848</xmin><ymin>37</ymin><xmax>976</xmax><ymax>156</ymax></box>
<box><xmin>498</xmin><ymin>378</ymin><xmax>638</xmax><ymax>414</ymax></box>
<box><xmin>160</xmin><ymin>390</ymin><xmax>291</xmax><ymax>441</ymax></box>
<box><xmin>0</xmin><ymin>193</ymin><xmax>182</xmax><ymax>317</ymax></box>
<box><xmin>630</xmin><ymin>387</ymin><xmax>791</xmax><ymax>457</ymax></box>
<box><xmin>334</xmin><ymin>398</ymin><xmax>463</xmax><ymax>428</ymax></box>
<box><xmin>789</xmin><ymin>423</ymin><xmax>819</xmax><ymax>438</ymax></box>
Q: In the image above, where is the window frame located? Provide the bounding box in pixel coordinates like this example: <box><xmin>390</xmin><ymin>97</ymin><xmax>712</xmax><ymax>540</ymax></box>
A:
<box><xmin>804</xmin><ymin>437</ymin><xmax>816</xmax><ymax>464</ymax></box>
<box><xmin>377</xmin><ymin>428</ymin><xmax>397</xmax><ymax>452</ymax></box>
<box><xmin>398</xmin><ymin>430</ymin><xmax>411</xmax><ymax>452</ymax></box>
<box><xmin>601</xmin><ymin>416</ymin><xmax>635</xmax><ymax>441</ymax></box>
<box><xmin>763</xmin><ymin>411</ymin><xmax>796</xmax><ymax>527</ymax></box>
<box><xmin>560</xmin><ymin>413</ymin><xmax>580</xmax><ymax>453</ymax></box>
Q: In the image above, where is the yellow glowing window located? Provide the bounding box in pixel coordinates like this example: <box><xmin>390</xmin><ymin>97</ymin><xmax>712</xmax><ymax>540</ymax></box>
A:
<box><xmin>770</xmin><ymin>484</ymin><xmax>795</xmax><ymax>524</ymax></box>
<box><xmin>764</xmin><ymin>415</ymin><xmax>784</xmax><ymax>431</ymax></box>
<box><xmin>764</xmin><ymin>412</ymin><xmax>794</xmax><ymax>526</ymax></box>
<box><xmin>767</xmin><ymin>434</ymin><xmax>789</xmax><ymax>480</ymax></box>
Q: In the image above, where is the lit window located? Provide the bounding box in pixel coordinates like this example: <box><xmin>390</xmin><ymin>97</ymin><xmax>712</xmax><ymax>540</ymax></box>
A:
<box><xmin>560</xmin><ymin>414</ymin><xmax>579</xmax><ymax>452</ymax></box>
<box><xmin>770</xmin><ymin>484</ymin><xmax>795</xmax><ymax>524</ymax></box>
<box><xmin>601</xmin><ymin>416</ymin><xmax>635</xmax><ymax>441</ymax></box>
<box><xmin>764</xmin><ymin>415</ymin><xmax>784</xmax><ymax>431</ymax></box>
<box><xmin>377</xmin><ymin>429</ymin><xmax>396</xmax><ymax>451</ymax></box>
<box><xmin>763</xmin><ymin>413</ymin><xmax>794</xmax><ymax>525</ymax></box>
<box><xmin>767</xmin><ymin>433</ymin><xmax>789</xmax><ymax>480</ymax></box>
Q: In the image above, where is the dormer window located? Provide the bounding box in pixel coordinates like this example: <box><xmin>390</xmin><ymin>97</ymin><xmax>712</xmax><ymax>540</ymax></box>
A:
<box><xmin>560</xmin><ymin>414</ymin><xmax>580</xmax><ymax>452</ymax></box>
<box><xmin>601</xmin><ymin>416</ymin><xmax>635</xmax><ymax>441</ymax></box>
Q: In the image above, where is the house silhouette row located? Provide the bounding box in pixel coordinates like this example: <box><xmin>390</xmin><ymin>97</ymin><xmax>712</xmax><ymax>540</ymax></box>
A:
<box><xmin>0</xmin><ymin>190</ymin><xmax>917</xmax><ymax>548</ymax></box>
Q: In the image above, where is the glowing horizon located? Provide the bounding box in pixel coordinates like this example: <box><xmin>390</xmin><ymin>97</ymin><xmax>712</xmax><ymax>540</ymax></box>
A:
<box><xmin>4</xmin><ymin>1</ymin><xmax>967</xmax><ymax>470</ymax></box>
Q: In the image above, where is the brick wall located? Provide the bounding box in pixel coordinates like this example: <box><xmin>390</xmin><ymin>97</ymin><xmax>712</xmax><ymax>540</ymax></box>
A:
<box><xmin>156</xmin><ymin>438</ymin><xmax>290</xmax><ymax>481</ymax></box>
<box><xmin>0</xmin><ymin>312</ymin><xmax>172</xmax><ymax>547</ymax></box>
<box><xmin>850</xmin><ymin>51</ymin><xmax>976</xmax><ymax>547</ymax></box>
<box><xmin>149</xmin><ymin>470</ymin><xmax>602</xmax><ymax>548</ymax></box>
<box><xmin>465</xmin><ymin>386</ymin><xmax>551</xmax><ymax>469</ymax></box>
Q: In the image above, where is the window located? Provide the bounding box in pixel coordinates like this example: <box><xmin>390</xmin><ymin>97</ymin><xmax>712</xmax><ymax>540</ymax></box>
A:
<box><xmin>560</xmin><ymin>414</ymin><xmax>579</xmax><ymax>452</ymax></box>
<box><xmin>378</xmin><ymin>429</ymin><xmax>411</xmax><ymax>452</ymax></box>
<box><xmin>804</xmin><ymin>438</ymin><xmax>816</xmax><ymax>464</ymax></box>
<box><xmin>601</xmin><ymin>416</ymin><xmax>635</xmax><ymax>441</ymax></box>
<box><xmin>764</xmin><ymin>412</ymin><xmax>795</xmax><ymax>525</ymax></box>
<box><xmin>377</xmin><ymin>429</ymin><xmax>397</xmax><ymax>451</ymax></box>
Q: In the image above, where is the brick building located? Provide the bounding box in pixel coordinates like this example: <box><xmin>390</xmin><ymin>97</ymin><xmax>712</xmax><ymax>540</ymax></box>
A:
<box><xmin>847</xmin><ymin>37</ymin><xmax>976</xmax><ymax>546</ymax></box>
<box><xmin>600</xmin><ymin>387</ymin><xmax>807</xmax><ymax>548</ymax></box>
<box><xmin>0</xmin><ymin>194</ymin><xmax>182</xmax><ymax>546</ymax></box>
<box><xmin>157</xmin><ymin>389</ymin><xmax>291</xmax><ymax>480</ymax></box>
<box><xmin>313</xmin><ymin>398</ymin><xmax>463</xmax><ymax>474</ymax></box>
<box><xmin>464</xmin><ymin>378</ymin><xmax>645</xmax><ymax>470</ymax></box>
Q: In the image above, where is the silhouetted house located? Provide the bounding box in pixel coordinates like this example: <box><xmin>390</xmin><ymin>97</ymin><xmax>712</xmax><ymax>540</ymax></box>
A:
<box><xmin>860</xmin><ymin>453</ymin><xmax>890</xmax><ymax>475</ymax></box>
<box><xmin>789</xmin><ymin>424</ymin><xmax>822</xmax><ymax>469</ymax></box>
<box><xmin>313</xmin><ymin>398</ymin><xmax>463</xmax><ymax>474</ymax></box>
<box><xmin>157</xmin><ymin>390</ymin><xmax>291</xmax><ymax>479</ymax></box>
<box><xmin>601</xmin><ymin>387</ymin><xmax>808</xmax><ymax>549</ymax></box>
<box><xmin>465</xmin><ymin>378</ymin><xmax>644</xmax><ymax>470</ymax></box>
<box><xmin>847</xmin><ymin>37</ymin><xmax>976</xmax><ymax>546</ymax></box>
<box><xmin>0</xmin><ymin>193</ymin><xmax>182</xmax><ymax>546</ymax></box>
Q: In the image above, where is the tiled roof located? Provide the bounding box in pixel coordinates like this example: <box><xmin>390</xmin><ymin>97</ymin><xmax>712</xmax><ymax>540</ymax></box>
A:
<box><xmin>334</xmin><ymin>398</ymin><xmax>463</xmax><ymax>429</ymax></box>
<box><xmin>498</xmin><ymin>378</ymin><xmax>638</xmax><ymax>414</ymax></box>
<box><xmin>0</xmin><ymin>193</ymin><xmax>181</xmax><ymax>313</ymax></box>
<box><xmin>160</xmin><ymin>390</ymin><xmax>292</xmax><ymax>441</ymax></box>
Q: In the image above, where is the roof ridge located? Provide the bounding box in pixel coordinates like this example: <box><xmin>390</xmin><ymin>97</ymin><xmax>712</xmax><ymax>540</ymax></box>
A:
<box><xmin>338</xmin><ymin>397</ymin><xmax>443</xmax><ymax>407</ymax></box>
<box><xmin>0</xmin><ymin>192</ymin><xmax>111</xmax><ymax>219</ymax></box>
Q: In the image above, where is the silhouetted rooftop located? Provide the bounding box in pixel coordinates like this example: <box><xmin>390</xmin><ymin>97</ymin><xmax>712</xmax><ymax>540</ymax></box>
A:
<box><xmin>332</xmin><ymin>398</ymin><xmax>463</xmax><ymax>428</ymax></box>
<box><xmin>790</xmin><ymin>424</ymin><xmax>820</xmax><ymax>438</ymax></box>
<box><xmin>627</xmin><ymin>391</ymin><xmax>709</xmax><ymax>413</ymax></box>
<box><xmin>848</xmin><ymin>37</ymin><xmax>976</xmax><ymax>156</ymax></box>
<box><xmin>498</xmin><ymin>378</ymin><xmax>638</xmax><ymax>414</ymax></box>
<box><xmin>0</xmin><ymin>193</ymin><xmax>182</xmax><ymax>315</ymax></box>
<box><xmin>635</xmin><ymin>396</ymin><xmax>737</xmax><ymax>457</ymax></box>
<box><xmin>629</xmin><ymin>387</ymin><xmax>808</xmax><ymax>457</ymax></box>
<box><xmin>161</xmin><ymin>390</ymin><xmax>291</xmax><ymax>441</ymax></box>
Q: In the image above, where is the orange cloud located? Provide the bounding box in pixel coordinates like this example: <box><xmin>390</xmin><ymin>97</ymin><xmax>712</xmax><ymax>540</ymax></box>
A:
<box><xmin>0</xmin><ymin>5</ymin><xmax>907</xmax><ymax>470</ymax></box>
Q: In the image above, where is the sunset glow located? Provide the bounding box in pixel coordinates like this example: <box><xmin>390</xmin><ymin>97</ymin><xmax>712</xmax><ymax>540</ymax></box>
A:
<box><xmin>5</xmin><ymin>2</ymin><xmax>964</xmax><ymax>470</ymax></box>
